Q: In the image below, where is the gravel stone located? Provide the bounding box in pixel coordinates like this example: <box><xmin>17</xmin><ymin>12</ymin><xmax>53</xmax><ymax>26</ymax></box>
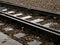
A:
<box><xmin>1</xmin><ymin>0</ymin><xmax>60</xmax><ymax>14</ymax></box>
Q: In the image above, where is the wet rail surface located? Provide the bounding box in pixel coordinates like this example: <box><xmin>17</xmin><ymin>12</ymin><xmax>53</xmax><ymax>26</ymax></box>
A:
<box><xmin>0</xmin><ymin>3</ymin><xmax>60</xmax><ymax>45</ymax></box>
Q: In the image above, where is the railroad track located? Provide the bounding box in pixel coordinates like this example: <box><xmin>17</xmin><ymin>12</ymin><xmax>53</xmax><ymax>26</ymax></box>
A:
<box><xmin>0</xmin><ymin>15</ymin><xmax>57</xmax><ymax>45</ymax></box>
<box><xmin>0</xmin><ymin>1</ymin><xmax>60</xmax><ymax>45</ymax></box>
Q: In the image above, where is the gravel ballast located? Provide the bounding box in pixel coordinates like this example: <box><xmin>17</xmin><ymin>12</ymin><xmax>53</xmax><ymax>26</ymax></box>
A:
<box><xmin>0</xmin><ymin>0</ymin><xmax>60</xmax><ymax>14</ymax></box>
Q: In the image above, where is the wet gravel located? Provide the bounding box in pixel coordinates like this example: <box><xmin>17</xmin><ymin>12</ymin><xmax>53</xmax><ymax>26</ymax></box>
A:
<box><xmin>1</xmin><ymin>0</ymin><xmax>60</xmax><ymax>13</ymax></box>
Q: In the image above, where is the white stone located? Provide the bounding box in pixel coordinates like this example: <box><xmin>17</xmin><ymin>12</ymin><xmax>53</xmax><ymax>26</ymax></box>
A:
<box><xmin>20</xmin><ymin>15</ymin><xmax>32</xmax><ymax>20</ymax></box>
<box><xmin>12</xmin><ymin>13</ymin><xmax>23</xmax><ymax>17</ymax></box>
<box><xmin>30</xmin><ymin>19</ymin><xmax>44</xmax><ymax>23</ymax></box>
<box><xmin>2</xmin><ymin>9</ymin><xmax>8</xmax><ymax>12</ymax></box>
<box><xmin>42</xmin><ymin>23</ymin><xmax>52</xmax><ymax>28</ymax></box>
<box><xmin>6</xmin><ymin>11</ymin><xmax>15</xmax><ymax>14</ymax></box>
<box><xmin>3</xmin><ymin>27</ymin><xmax>13</xmax><ymax>31</ymax></box>
<box><xmin>14</xmin><ymin>33</ymin><xmax>26</xmax><ymax>38</ymax></box>
<box><xmin>27</xmin><ymin>40</ymin><xmax>42</xmax><ymax>45</ymax></box>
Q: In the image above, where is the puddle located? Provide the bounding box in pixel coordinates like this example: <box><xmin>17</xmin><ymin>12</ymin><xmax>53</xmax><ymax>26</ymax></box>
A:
<box><xmin>27</xmin><ymin>40</ymin><xmax>42</xmax><ymax>45</ymax></box>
